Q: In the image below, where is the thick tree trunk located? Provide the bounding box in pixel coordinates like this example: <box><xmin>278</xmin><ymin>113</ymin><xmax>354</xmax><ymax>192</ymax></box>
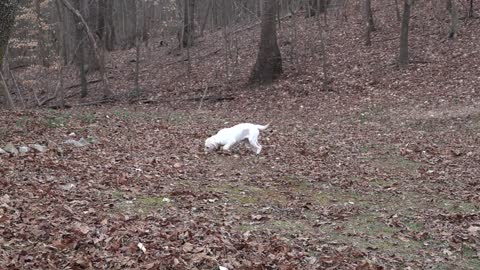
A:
<box><xmin>98</xmin><ymin>0</ymin><xmax>115</xmax><ymax>51</ymax></box>
<box><xmin>182</xmin><ymin>0</ymin><xmax>195</xmax><ymax>48</ymax></box>
<box><xmin>398</xmin><ymin>0</ymin><xmax>412</xmax><ymax>66</ymax></box>
<box><xmin>34</xmin><ymin>0</ymin><xmax>48</xmax><ymax>67</ymax></box>
<box><xmin>394</xmin><ymin>0</ymin><xmax>401</xmax><ymax>21</ymax></box>
<box><xmin>250</xmin><ymin>0</ymin><xmax>282</xmax><ymax>84</ymax></box>
<box><xmin>447</xmin><ymin>0</ymin><xmax>458</xmax><ymax>39</ymax></box>
<box><xmin>364</xmin><ymin>0</ymin><xmax>373</xmax><ymax>46</ymax></box>
<box><xmin>307</xmin><ymin>0</ymin><xmax>328</xmax><ymax>18</ymax></box>
<box><xmin>468</xmin><ymin>0</ymin><xmax>474</xmax><ymax>18</ymax></box>
<box><xmin>366</xmin><ymin>0</ymin><xmax>375</xmax><ymax>32</ymax></box>
<box><xmin>61</xmin><ymin>0</ymin><xmax>112</xmax><ymax>99</ymax></box>
<box><xmin>74</xmin><ymin>0</ymin><xmax>88</xmax><ymax>98</ymax></box>
<box><xmin>105</xmin><ymin>0</ymin><xmax>115</xmax><ymax>50</ymax></box>
<box><xmin>54</xmin><ymin>0</ymin><xmax>67</xmax><ymax>65</ymax></box>
<box><xmin>113</xmin><ymin>0</ymin><xmax>136</xmax><ymax>49</ymax></box>
<box><xmin>0</xmin><ymin>0</ymin><xmax>18</xmax><ymax>109</ymax></box>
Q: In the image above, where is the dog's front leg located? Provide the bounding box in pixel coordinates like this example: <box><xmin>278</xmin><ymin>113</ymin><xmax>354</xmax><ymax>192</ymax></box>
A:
<box><xmin>222</xmin><ymin>142</ymin><xmax>235</xmax><ymax>152</ymax></box>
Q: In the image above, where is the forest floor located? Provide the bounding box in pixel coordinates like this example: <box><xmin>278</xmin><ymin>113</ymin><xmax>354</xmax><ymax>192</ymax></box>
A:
<box><xmin>1</xmin><ymin>2</ymin><xmax>480</xmax><ymax>269</ymax></box>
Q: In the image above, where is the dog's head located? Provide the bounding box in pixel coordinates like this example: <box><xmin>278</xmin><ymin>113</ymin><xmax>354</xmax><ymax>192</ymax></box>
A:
<box><xmin>204</xmin><ymin>137</ymin><xmax>218</xmax><ymax>153</ymax></box>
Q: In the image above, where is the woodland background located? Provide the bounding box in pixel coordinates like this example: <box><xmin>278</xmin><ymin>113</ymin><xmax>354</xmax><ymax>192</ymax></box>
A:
<box><xmin>0</xmin><ymin>0</ymin><xmax>479</xmax><ymax>269</ymax></box>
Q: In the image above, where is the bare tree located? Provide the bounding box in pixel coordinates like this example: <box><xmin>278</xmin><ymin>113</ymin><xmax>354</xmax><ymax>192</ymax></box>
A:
<box><xmin>98</xmin><ymin>0</ymin><xmax>115</xmax><ymax>51</ymax></box>
<box><xmin>34</xmin><ymin>0</ymin><xmax>48</xmax><ymax>66</ymax></box>
<box><xmin>364</xmin><ymin>0</ymin><xmax>374</xmax><ymax>46</ymax></box>
<box><xmin>60</xmin><ymin>0</ymin><xmax>112</xmax><ymax>99</ymax></box>
<box><xmin>446</xmin><ymin>0</ymin><xmax>458</xmax><ymax>39</ymax></box>
<box><xmin>398</xmin><ymin>0</ymin><xmax>412</xmax><ymax>66</ymax></box>
<box><xmin>133</xmin><ymin>0</ymin><xmax>143</xmax><ymax>95</ymax></box>
<box><xmin>467</xmin><ymin>0</ymin><xmax>474</xmax><ymax>18</ymax></box>
<box><xmin>0</xmin><ymin>0</ymin><xmax>18</xmax><ymax>109</ymax></box>
<box><xmin>306</xmin><ymin>0</ymin><xmax>328</xmax><ymax>18</ymax></box>
<box><xmin>182</xmin><ymin>0</ymin><xmax>195</xmax><ymax>48</ymax></box>
<box><xmin>394</xmin><ymin>0</ymin><xmax>401</xmax><ymax>21</ymax></box>
<box><xmin>250</xmin><ymin>0</ymin><xmax>282</xmax><ymax>84</ymax></box>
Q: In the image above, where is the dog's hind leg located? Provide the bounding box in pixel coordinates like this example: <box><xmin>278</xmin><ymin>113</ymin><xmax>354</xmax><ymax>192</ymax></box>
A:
<box><xmin>248</xmin><ymin>136</ymin><xmax>262</xmax><ymax>154</ymax></box>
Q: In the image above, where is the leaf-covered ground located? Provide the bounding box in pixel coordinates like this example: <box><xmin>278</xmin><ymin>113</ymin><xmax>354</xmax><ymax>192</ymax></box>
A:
<box><xmin>1</xmin><ymin>2</ymin><xmax>479</xmax><ymax>269</ymax></box>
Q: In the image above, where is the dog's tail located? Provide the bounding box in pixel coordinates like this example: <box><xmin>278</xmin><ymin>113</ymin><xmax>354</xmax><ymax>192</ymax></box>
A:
<box><xmin>257</xmin><ymin>121</ymin><xmax>272</xmax><ymax>131</ymax></box>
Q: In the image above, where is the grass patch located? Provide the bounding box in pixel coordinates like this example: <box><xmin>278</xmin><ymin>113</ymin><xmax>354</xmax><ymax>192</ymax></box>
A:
<box><xmin>78</xmin><ymin>112</ymin><xmax>97</xmax><ymax>124</ymax></box>
<box><xmin>209</xmin><ymin>183</ymin><xmax>289</xmax><ymax>210</ymax></box>
<box><xmin>113</xmin><ymin>193</ymin><xmax>171</xmax><ymax>215</ymax></box>
<box><xmin>439</xmin><ymin>199</ymin><xmax>479</xmax><ymax>214</ymax></box>
<box><xmin>372</xmin><ymin>154</ymin><xmax>422</xmax><ymax>173</ymax></box>
<box><xmin>114</xmin><ymin>110</ymin><xmax>133</xmax><ymax>120</ymax></box>
<box><xmin>166</xmin><ymin>112</ymin><xmax>190</xmax><ymax>124</ymax></box>
<box><xmin>315</xmin><ymin>188</ymin><xmax>369</xmax><ymax>207</ymax></box>
<box><xmin>15</xmin><ymin>116</ymin><xmax>33</xmax><ymax>131</ymax></box>
<box><xmin>42</xmin><ymin>113</ymin><xmax>71</xmax><ymax>128</ymax></box>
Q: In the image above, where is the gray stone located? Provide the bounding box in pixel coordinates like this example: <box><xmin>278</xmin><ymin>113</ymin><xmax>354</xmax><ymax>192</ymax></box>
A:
<box><xmin>64</xmin><ymin>138</ymin><xmax>89</xmax><ymax>147</ymax></box>
<box><xmin>4</xmin><ymin>143</ymin><xmax>18</xmax><ymax>155</ymax></box>
<box><xmin>0</xmin><ymin>148</ymin><xmax>6</xmax><ymax>154</ymax></box>
<box><xmin>78</xmin><ymin>138</ymin><xmax>89</xmax><ymax>146</ymax></box>
<box><xmin>29</xmin><ymin>144</ymin><xmax>48</xmax><ymax>152</ymax></box>
<box><xmin>18</xmin><ymin>146</ymin><xmax>30</xmax><ymax>153</ymax></box>
<box><xmin>60</xmin><ymin>183</ymin><xmax>76</xmax><ymax>191</ymax></box>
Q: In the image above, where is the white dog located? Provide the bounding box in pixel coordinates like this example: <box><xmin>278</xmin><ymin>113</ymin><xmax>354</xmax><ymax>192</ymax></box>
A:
<box><xmin>205</xmin><ymin>123</ymin><xmax>270</xmax><ymax>154</ymax></box>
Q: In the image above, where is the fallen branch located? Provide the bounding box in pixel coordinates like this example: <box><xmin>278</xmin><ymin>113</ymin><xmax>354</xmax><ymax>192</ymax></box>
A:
<box><xmin>8</xmin><ymin>68</ymin><xmax>25</xmax><ymax>109</ymax></box>
<box><xmin>197</xmin><ymin>85</ymin><xmax>209</xmax><ymax>111</ymax></box>
<box><xmin>73</xmin><ymin>97</ymin><xmax>115</xmax><ymax>107</ymax></box>
<box><xmin>0</xmin><ymin>71</ymin><xmax>15</xmax><ymax>109</ymax></box>
<box><xmin>39</xmin><ymin>80</ymin><xmax>61</xmax><ymax>106</ymax></box>
<box><xmin>66</xmin><ymin>78</ymin><xmax>102</xmax><ymax>89</ymax></box>
<box><xmin>134</xmin><ymin>94</ymin><xmax>235</xmax><ymax>104</ymax></box>
<box><xmin>164</xmin><ymin>48</ymin><xmax>221</xmax><ymax>67</ymax></box>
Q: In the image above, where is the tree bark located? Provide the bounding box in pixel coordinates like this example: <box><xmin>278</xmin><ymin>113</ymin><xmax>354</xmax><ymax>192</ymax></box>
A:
<box><xmin>364</xmin><ymin>0</ymin><xmax>373</xmax><ymax>46</ymax></box>
<box><xmin>134</xmin><ymin>0</ymin><xmax>142</xmax><ymax>94</ymax></box>
<box><xmin>0</xmin><ymin>0</ymin><xmax>18</xmax><ymax>109</ymax></box>
<box><xmin>394</xmin><ymin>0</ymin><xmax>401</xmax><ymax>21</ymax></box>
<box><xmin>468</xmin><ymin>0</ymin><xmax>474</xmax><ymax>18</ymax></box>
<box><xmin>104</xmin><ymin>0</ymin><xmax>115</xmax><ymax>51</ymax></box>
<box><xmin>447</xmin><ymin>0</ymin><xmax>458</xmax><ymax>39</ymax></box>
<box><xmin>250</xmin><ymin>0</ymin><xmax>282</xmax><ymax>84</ymax></box>
<box><xmin>113</xmin><ymin>0</ymin><xmax>136</xmax><ymax>49</ymax></box>
<box><xmin>34</xmin><ymin>0</ymin><xmax>48</xmax><ymax>67</ymax></box>
<box><xmin>60</xmin><ymin>0</ymin><xmax>112</xmax><ymax>99</ymax></box>
<box><xmin>366</xmin><ymin>0</ymin><xmax>375</xmax><ymax>31</ymax></box>
<box><xmin>182</xmin><ymin>0</ymin><xmax>195</xmax><ymax>48</ymax></box>
<box><xmin>306</xmin><ymin>0</ymin><xmax>328</xmax><ymax>18</ymax></box>
<box><xmin>398</xmin><ymin>0</ymin><xmax>412</xmax><ymax>66</ymax></box>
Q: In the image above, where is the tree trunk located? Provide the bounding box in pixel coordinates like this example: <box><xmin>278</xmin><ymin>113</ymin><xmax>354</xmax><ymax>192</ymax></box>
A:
<box><xmin>61</xmin><ymin>0</ymin><xmax>112</xmax><ymax>99</ymax></box>
<box><xmin>34</xmin><ymin>0</ymin><xmax>48</xmax><ymax>67</ymax></box>
<box><xmin>468</xmin><ymin>0</ymin><xmax>474</xmax><ymax>18</ymax></box>
<box><xmin>134</xmin><ymin>0</ymin><xmax>142</xmax><ymax>94</ymax></box>
<box><xmin>366</xmin><ymin>0</ymin><xmax>375</xmax><ymax>31</ymax></box>
<box><xmin>394</xmin><ymin>0</ymin><xmax>401</xmax><ymax>21</ymax></box>
<box><xmin>75</xmin><ymin>0</ymin><xmax>88</xmax><ymax>98</ymax></box>
<box><xmin>447</xmin><ymin>0</ymin><xmax>458</xmax><ymax>39</ymax></box>
<box><xmin>113</xmin><ymin>0</ymin><xmax>137</xmax><ymax>49</ymax></box>
<box><xmin>200</xmin><ymin>0</ymin><xmax>212</xmax><ymax>36</ymax></box>
<box><xmin>54</xmin><ymin>0</ymin><xmax>68</xmax><ymax>65</ymax></box>
<box><xmin>307</xmin><ymin>0</ymin><xmax>328</xmax><ymax>18</ymax></box>
<box><xmin>250</xmin><ymin>0</ymin><xmax>282</xmax><ymax>84</ymax></box>
<box><xmin>182</xmin><ymin>0</ymin><xmax>195</xmax><ymax>48</ymax></box>
<box><xmin>364</xmin><ymin>0</ymin><xmax>373</xmax><ymax>46</ymax></box>
<box><xmin>104</xmin><ymin>0</ymin><xmax>115</xmax><ymax>51</ymax></box>
<box><xmin>0</xmin><ymin>0</ymin><xmax>19</xmax><ymax>109</ymax></box>
<box><xmin>398</xmin><ymin>0</ymin><xmax>412</xmax><ymax>66</ymax></box>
